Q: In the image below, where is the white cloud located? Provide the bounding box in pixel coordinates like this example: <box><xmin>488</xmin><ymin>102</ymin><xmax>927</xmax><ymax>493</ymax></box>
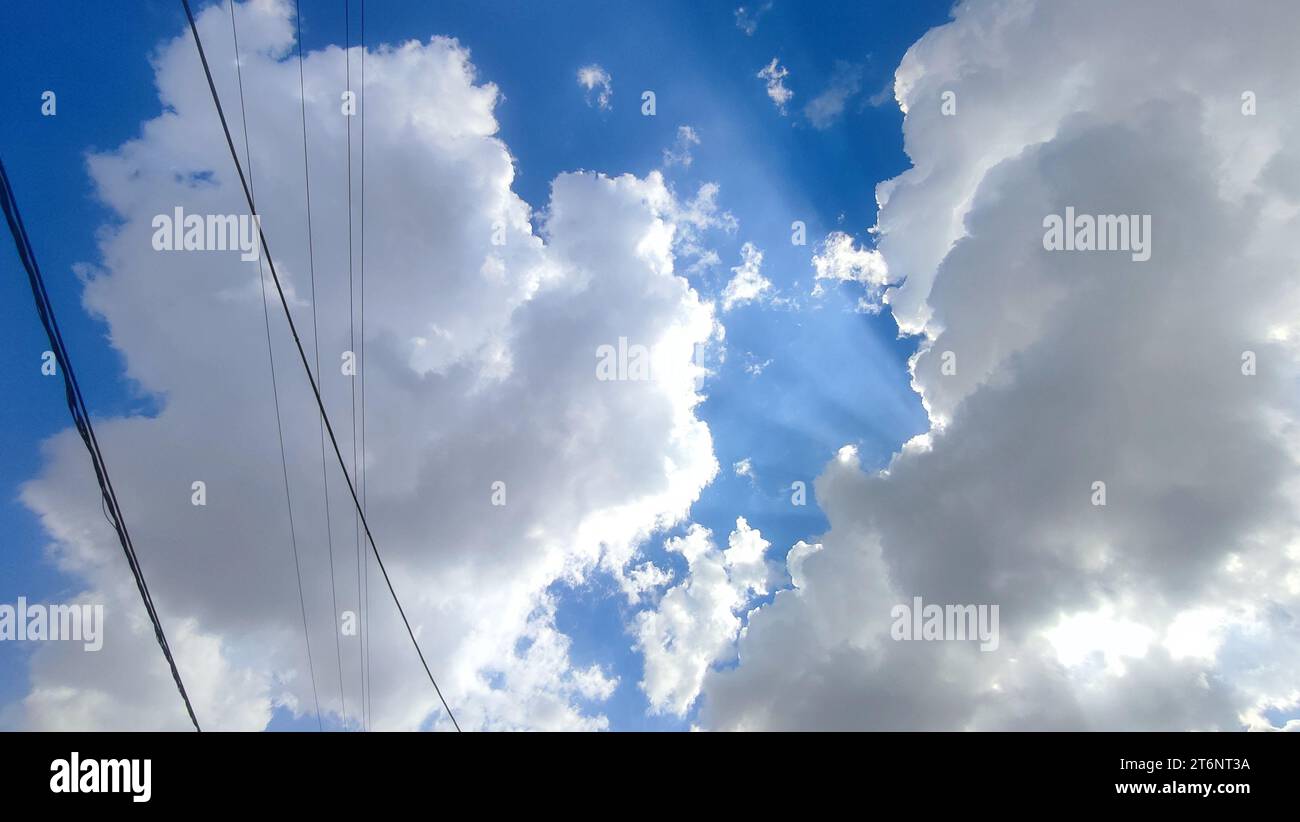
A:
<box><xmin>663</xmin><ymin>125</ymin><xmax>701</xmax><ymax>168</ymax></box>
<box><xmin>577</xmin><ymin>63</ymin><xmax>613</xmax><ymax>110</ymax></box>
<box><xmin>722</xmin><ymin>516</ymin><xmax>773</xmax><ymax>597</ymax></box>
<box><xmin>671</xmin><ymin>182</ymin><xmax>738</xmax><ymax>274</ymax></box>
<box><xmin>686</xmin><ymin>249</ymin><xmax>721</xmax><ymax>275</ymax></box>
<box><xmin>757</xmin><ymin>58</ymin><xmax>793</xmax><ymax>115</ymax></box>
<box><xmin>721</xmin><ymin>241</ymin><xmax>772</xmax><ymax>311</ymax></box>
<box><xmin>633</xmin><ymin>519</ymin><xmax>772</xmax><ymax>715</ymax></box>
<box><xmin>785</xmin><ymin>540</ymin><xmax>821</xmax><ymax>590</ymax></box>
<box><xmin>733</xmin><ymin>457</ymin><xmax>755</xmax><ymax>481</ymax></box>
<box><xmin>9</xmin><ymin>0</ymin><xmax>719</xmax><ymax>730</ymax></box>
<box><xmin>570</xmin><ymin>663</ymin><xmax>619</xmax><ymax>701</ymax></box>
<box><xmin>694</xmin><ymin>0</ymin><xmax>1300</xmax><ymax>730</ymax></box>
<box><xmin>811</xmin><ymin>231</ymin><xmax>891</xmax><ymax>310</ymax></box>
<box><xmin>743</xmin><ymin>355</ymin><xmax>772</xmax><ymax>376</ymax></box>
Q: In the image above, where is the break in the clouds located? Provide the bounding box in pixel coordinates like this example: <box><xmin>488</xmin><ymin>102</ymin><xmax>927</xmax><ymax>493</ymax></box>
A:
<box><xmin>689</xmin><ymin>0</ymin><xmax>1300</xmax><ymax>730</ymax></box>
<box><xmin>9</xmin><ymin>0</ymin><xmax>1300</xmax><ymax>735</ymax></box>
<box><xmin>756</xmin><ymin>58</ymin><xmax>792</xmax><ymax>115</ymax></box>
<box><xmin>10</xmin><ymin>0</ymin><xmax>723</xmax><ymax>730</ymax></box>
<box><xmin>577</xmin><ymin>63</ymin><xmax>613</xmax><ymax>110</ymax></box>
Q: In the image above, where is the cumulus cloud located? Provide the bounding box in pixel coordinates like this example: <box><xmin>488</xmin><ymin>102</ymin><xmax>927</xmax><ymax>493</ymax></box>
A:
<box><xmin>9</xmin><ymin>0</ymin><xmax>719</xmax><ymax>730</ymax></box>
<box><xmin>756</xmin><ymin>58</ymin><xmax>792</xmax><ymax>115</ymax></box>
<box><xmin>695</xmin><ymin>0</ymin><xmax>1300</xmax><ymax>730</ymax></box>
<box><xmin>633</xmin><ymin>519</ymin><xmax>772</xmax><ymax>716</ymax></box>
<box><xmin>577</xmin><ymin>63</ymin><xmax>613</xmax><ymax>110</ymax></box>
<box><xmin>721</xmin><ymin>242</ymin><xmax>772</xmax><ymax>311</ymax></box>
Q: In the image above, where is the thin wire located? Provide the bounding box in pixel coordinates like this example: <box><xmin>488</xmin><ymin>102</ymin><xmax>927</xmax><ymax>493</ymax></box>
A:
<box><xmin>343</xmin><ymin>0</ymin><xmax>366</xmax><ymax>733</ymax></box>
<box><xmin>360</xmin><ymin>0</ymin><xmax>373</xmax><ymax>729</ymax></box>
<box><xmin>0</xmin><ymin>157</ymin><xmax>201</xmax><ymax>731</ymax></box>
<box><xmin>292</xmin><ymin>0</ymin><xmax>349</xmax><ymax>729</ymax></box>
<box><xmin>181</xmin><ymin>0</ymin><xmax>461</xmax><ymax>732</ymax></box>
<box><xmin>229</xmin><ymin>0</ymin><xmax>322</xmax><ymax>731</ymax></box>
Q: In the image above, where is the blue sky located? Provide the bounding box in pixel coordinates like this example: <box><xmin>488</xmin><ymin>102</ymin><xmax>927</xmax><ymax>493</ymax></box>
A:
<box><xmin>0</xmin><ymin>0</ymin><xmax>950</xmax><ymax>730</ymax></box>
<box><xmin>6</xmin><ymin>0</ymin><xmax>1300</xmax><ymax>734</ymax></box>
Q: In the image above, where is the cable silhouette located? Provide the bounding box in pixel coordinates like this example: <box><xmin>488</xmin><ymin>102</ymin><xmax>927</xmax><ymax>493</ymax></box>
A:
<box><xmin>360</xmin><ymin>0</ymin><xmax>373</xmax><ymax>730</ymax></box>
<box><xmin>181</xmin><ymin>0</ymin><xmax>461</xmax><ymax>732</ymax></box>
<box><xmin>289</xmin><ymin>0</ymin><xmax>351</xmax><ymax>729</ymax></box>
<box><xmin>343</xmin><ymin>0</ymin><xmax>366</xmax><ymax>732</ymax></box>
<box><xmin>0</xmin><ymin>157</ymin><xmax>201</xmax><ymax>732</ymax></box>
<box><xmin>229</xmin><ymin>0</ymin><xmax>323</xmax><ymax>731</ymax></box>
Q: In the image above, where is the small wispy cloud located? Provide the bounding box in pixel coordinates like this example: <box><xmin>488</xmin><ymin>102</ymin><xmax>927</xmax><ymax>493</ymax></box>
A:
<box><xmin>734</xmin><ymin>2</ymin><xmax>773</xmax><ymax>36</ymax></box>
<box><xmin>577</xmin><ymin>64</ymin><xmax>613</xmax><ymax>110</ymax></box>
<box><xmin>721</xmin><ymin>242</ymin><xmax>773</xmax><ymax>311</ymax></box>
<box><xmin>867</xmin><ymin>77</ymin><xmax>895</xmax><ymax>108</ymax></box>
<box><xmin>743</xmin><ymin>355</ymin><xmax>773</xmax><ymax>377</ymax></box>
<box><xmin>733</xmin><ymin>458</ymin><xmax>756</xmax><ymax>481</ymax></box>
<box><xmin>804</xmin><ymin>61</ymin><xmax>864</xmax><ymax>129</ymax></box>
<box><xmin>663</xmin><ymin>125</ymin><xmax>701</xmax><ymax>167</ymax></box>
<box><xmin>671</xmin><ymin>182</ymin><xmax>738</xmax><ymax>275</ymax></box>
<box><xmin>757</xmin><ymin>58</ymin><xmax>793</xmax><ymax>115</ymax></box>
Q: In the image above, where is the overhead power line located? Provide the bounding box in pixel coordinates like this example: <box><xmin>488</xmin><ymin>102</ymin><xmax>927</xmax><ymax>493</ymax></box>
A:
<box><xmin>291</xmin><ymin>0</ymin><xmax>351</xmax><ymax>731</ymax></box>
<box><xmin>229</xmin><ymin>0</ymin><xmax>323</xmax><ymax>731</ymax></box>
<box><xmin>180</xmin><ymin>0</ymin><xmax>461</xmax><ymax>732</ymax></box>
<box><xmin>359</xmin><ymin>0</ymin><xmax>374</xmax><ymax>731</ymax></box>
<box><xmin>0</xmin><ymin>156</ymin><xmax>202</xmax><ymax>732</ymax></box>
<box><xmin>344</xmin><ymin>0</ymin><xmax>366</xmax><ymax>732</ymax></box>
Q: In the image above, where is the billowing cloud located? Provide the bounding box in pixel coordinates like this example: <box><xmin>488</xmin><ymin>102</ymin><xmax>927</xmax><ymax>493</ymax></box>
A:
<box><xmin>695</xmin><ymin>0</ymin><xmax>1300</xmax><ymax>730</ymax></box>
<box><xmin>634</xmin><ymin>518</ymin><xmax>772</xmax><ymax>716</ymax></box>
<box><xmin>10</xmin><ymin>0</ymin><xmax>720</xmax><ymax>730</ymax></box>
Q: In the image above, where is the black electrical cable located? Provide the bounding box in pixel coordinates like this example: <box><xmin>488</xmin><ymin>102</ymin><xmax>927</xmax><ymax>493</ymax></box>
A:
<box><xmin>360</xmin><ymin>0</ymin><xmax>373</xmax><ymax>730</ymax></box>
<box><xmin>343</xmin><ymin>0</ymin><xmax>366</xmax><ymax>732</ymax></box>
<box><xmin>229</xmin><ymin>0</ymin><xmax>323</xmax><ymax>731</ymax></box>
<box><xmin>181</xmin><ymin>0</ymin><xmax>460</xmax><ymax>731</ymax></box>
<box><xmin>290</xmin><ymin>0</ymin><xmax>350</xmax><ymax>729</ymax></box>
<box><xmin>0</xmin><ymin>156</ymin><xmax>202</xmax><ymax>732</ymax></box>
